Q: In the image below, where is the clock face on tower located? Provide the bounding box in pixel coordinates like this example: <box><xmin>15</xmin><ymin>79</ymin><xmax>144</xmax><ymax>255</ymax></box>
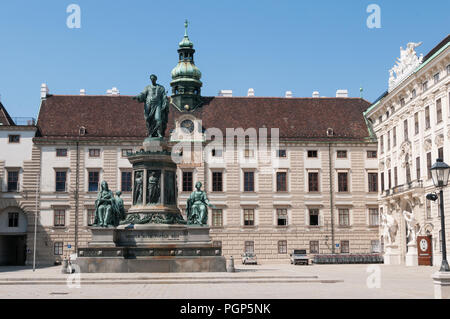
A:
<box><xmin>180</xmin><ymin>119</ymin><xmax>194</xmax><ymax>134</ymax></box>
<box><xmin>420</xmin><ymin>239</ymin><xmax>428</xmax><ymax>252</ymax></box>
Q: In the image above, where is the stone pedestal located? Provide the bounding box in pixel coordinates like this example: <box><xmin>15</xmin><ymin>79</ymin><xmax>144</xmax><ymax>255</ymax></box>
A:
<box><xmin>384</xmin><ymin>244</ymin><xmax>402</xmax><ymax>265</ymax></box>
<box><xmin>405</xmin><ymin>242</ymin><xmax>418</xmax><ymax>267</ymax></box>
<box><xmin>75</xmin><ymin>139</ymin><xmax>227</xmax><ymax>273</ymax></box>
<box><xmin>432</xmin><ymin>271</ymin><xmax>450</xmax><ymax>299</ymax></box>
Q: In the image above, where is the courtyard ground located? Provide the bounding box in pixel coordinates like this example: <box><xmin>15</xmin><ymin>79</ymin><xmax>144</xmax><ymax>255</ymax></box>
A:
<box><xmin>0</xmin><ymin>263</ymin><xmax>440</xmax><ymax>299</ymax></box>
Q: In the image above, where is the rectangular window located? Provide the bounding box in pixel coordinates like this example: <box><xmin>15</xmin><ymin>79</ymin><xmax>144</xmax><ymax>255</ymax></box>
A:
<box><xmin>367</xmin><ymin>151</ymin><xmax>377</xmax><ymax>159</ymax></box>
<box><xmin>438</xmin><ymin>147</ymin><xmax>444</xmax><ymax>161</ymax></box>
<box><xmin>121</xmin><ymin>149</ymin><xmax>132</xmax><ymax>157</ymax></box>
<box><xmin>422</xmin><ymin>81</ymin><xmax>428</xmax><ymax>92</ymax></box>
<box><xmin>400</xmin><ymin>98</ymin><xmax>405</xmax><ymax>107</ymax></box>
<box><xmin>447</xmin><ymin>64</ymin><xmax>450</xmax><ymax>75</ymax></box>
<box><xmin>243</xmin><ymin>209</ymin><xmax>255</xmax><ymax>226</ymax></box>
<box><xmin>338</xmin><ymin>209</ymin><xmax>350</xmax><ymax>226</ymax></box>
<box><xmin>416</xmin><ymin>157</ymin><xmax>421</xmax><ymax>180</ymax></box>
<box><xmin>244</xmin><ymin>148</ymin><xmax>254</xmax><ymax>158</ymax></box>
<box><xmin>403</xmin><ymin>119</ymin><xmax>408</xmax><ymax>141</ymax></box>
<box><xmin>277</xmin><ymin>149</ymin><xmax>287</xmax><ymax>158</ymax></box>
<box><xmin>54</xmin><ymin>210</ymin><xmax>65</xmax><ymax>227</ymax></box>
<box><xmin>88</xmin><ymin>171</ymin><xmax>99</xmax><ymax>192</ymax></box>
<box><xmin>245</xmin><ymin>241</ymin><xmax>254</xmax><ymax>253</ymax></box>
<box><xmin>213</xmin><ymin>241</ymin><xmax>222</xmax><ymax>248</ymax></box>
<box><xmin>393</xmin><ymin>127</ymin><xmax>397</xmax><ymax>147</ymax></box>
<box><xmin>434</xmin><ymin>72</ymin><xmax>440</xmax><ymax>84</ymax></box>
<box><xmin>394</xmin><ymin>167</ymin><xmax>398</xmax><ymax>187</ymax></box>
<box><xmin>212</xmin><ymin>209</ymin><xmax>223</xmax><ymax>227</ymax></box>
<box><xmin>278</xmin><ymin>240</ymin><xmax>287</xmax><ymax>254</ymax></box>
<box><xmin>87</xmin><ymin>209</ymin><xmax>96</xmax><ymax>226</ymax></box>
<box><xmin>338</xmin><ymin>172</ymin><xmax>348</xmax><ymax>192</ymax></box>
<box><xmin>56</xmin><ymin>148</ymin><xmax>68</xmax><ymax>157</ymax></box>
<box><xmin>412</xmin><ymin>89</ymin><xmax>416</xmax><ymax>98</ymax></box>
<box><xmin>8</xmin><ymin>213</ymin><xmax>19</xmax><ymax>228</ymax></box>
<box><xmin>369</xmin><ymin>208</ymin><xmax>379</xmax><ymax>226</ymax></box>
<box><xmin>380</xmin><ymin>172</ymin><xmax>385</xmax><ymax>193</ymax></box>
<box><xmin>414</xmin><ymin>113</ymin><xmax>419</xmax><ymax>135</ymax></box>
<box><xmin>388</xmin><ymin>170</ymin><xmax>392</xmax><ymax>189</ymax></box>
<box><xmin>276</xmin><ymin>172</ymin><xmax>287</xmax><ymax>192</ymax></box>
<box><xmin>426</xmin><ymin>199</ymin><xmax>431</xmax><ymax>219</ymax></box>
<box><xmin>244</xmin><ymin>171</ymin><xmax>255</xmax><ymax>192</ymax></box>
<box><xmin>427</xmin><ymin>152</ymin><xmax>432</xmax><ymax>180</ymax></box>
<box><xmin>436</xmin><ymin>99</ymin><xmax>443</xmax><ymax>123</ymax></box>
<box><xmin>307</xmin><ymin>150</ymin><xmax>318</xmax><ymax>158</ymax></box>
<box><xmin>380</xmin><ymin>135</ymin><xmax>384</xmax><ymax>154</ymax></box>
<box><xmin>182</xmin><ymin>171</ymin><xmax>193</xmax><ymax>192</ymax></box>
<box><xmin>212</xmin><ymin>148</ymin><xmax>223</xmax><ymax>157</ymax></box>
<box><xmin>341</xmin><ymin>241</ymin><xmax>350</xmax><ymax>254</ymax></box>
<box><xmin>55</xmin><ymin>171</ymin><xmax>67</xmax><ymax>192</ymax></box>
<box><xmin>277</xmin><ymin>208</ymin><xmax>288</xmax><ymax>226</ymax></box>
<box><xmin>368</xmin><ymin>173</ymin><xmax>378</xmax><ymax>192</ymax></box>
<box><xmin>309</xmin><ymin>209</ymin><xmax>319</xmax><ymax>226</ymax></box>
<box><xmin>7</xmin><ymin>171</ymin><xmax>19</xmax><ymax>192</ymax></box>
<box><xmin>121</xmin><ymin>171</ymin><xmax>132</xmax><ymax>192</ymax></box>
<box><xmin>337</xmin><ymin>150</ymin><xmax>347</xmax><ymax>159</ymax></box>
<box><xmin>310</xmin><ymin>241</ymin><xmax>319</xmax><ymax>254</ymax></box>
<box><xmin>308</xmin><ymin>172</ymin><xmax>319</xmax><ymax>192</ymax></box>
<box><xmin>387</xmin><ymin>131</ymin><xmax>391</xmax><ymax>150</ymax></box>
<box><xmin>212</xmin><ymin>172</ymin><xmax>223</xmax><ymax>192</ymax></box>
<box><xmin>371</xmin><ymin>240</ymin><xmax>381</xmax><ymax>253</ymax></box>
<box><xmin>54</xmin><ymin>242</ymin><xmax>64</xmax><ymax>256</ymax></box>
<box><xmin>425</xmin><ymin>106</ymin><xmax>431</xmax><ymax>129</ymax></box>
<box><xmin>8</xmin><ymin>135</ymin><xmax>20</xmax><ymax>143</ymax></box>
<box><xmin>89</xmin><ymin>149</ymin><xmax>100</xmax><ymax>158</ymax></box>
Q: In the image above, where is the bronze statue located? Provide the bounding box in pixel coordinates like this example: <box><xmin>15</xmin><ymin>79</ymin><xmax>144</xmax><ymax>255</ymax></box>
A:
<box><xmin>114</xmin><ymin>191</ymin><xmax>126</xmax><ymax>226</ymax></box>
<box><xmin>133</xmin><ymin>74</ymin><xmax>168</xmax><ymax>138</ymax></box>
<box><xmin>133</xmin><ymin>171</ymin><xmax>143</xmax><ymax>205</ymax></box>
<box><xmin>186</xmin><ymin>182</ymin><xmax>216</xmax><ymax>225</ymax></box>
<box><xmin>147</xmin><ymin>171</ymin><xmax>160</xmax><ymax>204</ymax></box>
<box><xmin>93</xmin><ymin>181</ymin><xmax>120</xmax><ymax>227</ymax></box>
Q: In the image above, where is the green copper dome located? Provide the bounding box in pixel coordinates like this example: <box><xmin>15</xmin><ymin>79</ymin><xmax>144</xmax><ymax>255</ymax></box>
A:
<box><xmin>170</xmin><ymin>20</ymin><xmax>203</xmax><ymax>111</ymax></box>
<box><xmin>171</xmin><ymin>62</ymin><xmax>202</xmax><ymax>80</ymax></box>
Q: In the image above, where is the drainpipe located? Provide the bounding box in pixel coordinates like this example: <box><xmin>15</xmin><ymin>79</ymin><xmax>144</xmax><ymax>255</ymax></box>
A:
<box><xmin>329</xmin><ymin>143</ymin><xmax>335</xmax><ymax>254</ymax></box>
<box><xmin>74</xmin><ymin>141</ymin><xmax>80</xmax><ymax>251</ymax></box>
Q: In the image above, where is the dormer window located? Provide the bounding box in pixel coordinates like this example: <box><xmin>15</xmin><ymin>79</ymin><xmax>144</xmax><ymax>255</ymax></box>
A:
<box><xmin>79</xmin><ymin>126</ymin><xmax>86</xmax><ymax>136</ymax></box>
<box><xmin>326</xmin><ymin>128</ymin><xmax>334</xmax><ymax>137</ymax></box>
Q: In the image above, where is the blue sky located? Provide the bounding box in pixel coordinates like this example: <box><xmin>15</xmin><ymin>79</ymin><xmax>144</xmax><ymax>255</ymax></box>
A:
<box><xmin>0</xmin><ymin>0</ymin><xmax>449</xmax><ymax>118</ymax></box>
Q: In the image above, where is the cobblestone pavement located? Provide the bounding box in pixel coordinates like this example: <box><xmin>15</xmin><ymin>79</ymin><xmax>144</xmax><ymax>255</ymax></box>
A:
<box><xmin>0</xmin><ymin>263</ymin><xmax>439</xmax><ymax>299</ymax></box>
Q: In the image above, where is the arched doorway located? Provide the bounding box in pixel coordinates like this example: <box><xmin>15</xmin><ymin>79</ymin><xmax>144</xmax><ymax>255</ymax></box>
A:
<box><xmin>0</xmin><ymin>207</ymin><xmax>27</xmax><ymax>266</ymax></box>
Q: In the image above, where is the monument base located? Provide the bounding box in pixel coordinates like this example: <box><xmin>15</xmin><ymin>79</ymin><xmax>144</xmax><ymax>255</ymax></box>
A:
<box><xmin>432</xmin><ymin>271</ymin><xmax>450</xmax><ymax>299</ymax></box>
<box><xmin>384</xmin><ymin>245</ymin><xmax>402</xmax><ymax>265</ymax></box>
<box><xmin>75</xmin><ymin>225</ymin><xmax>226</xmax><ymax>273</ymax></box>
<box><xmin>405</xmin><ymin>243</ymin><xmax>418</xmax><ymax>267</ymax></box>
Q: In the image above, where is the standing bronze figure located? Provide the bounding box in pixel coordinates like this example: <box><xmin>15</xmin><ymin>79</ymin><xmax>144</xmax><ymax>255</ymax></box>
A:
<box><xmin>133</xmin><ymin>74</ymin><xmax>168</xmax><ymax>138</ymax></box>
<box><xmin>147</xmin><ymin>171</ymin><xmax>160</xmax><ymax>204</ymax></box>
<box><xmin>133</xmin><ymin>171</ymin><xmax>143</xmax><ymax>205</ymax></box>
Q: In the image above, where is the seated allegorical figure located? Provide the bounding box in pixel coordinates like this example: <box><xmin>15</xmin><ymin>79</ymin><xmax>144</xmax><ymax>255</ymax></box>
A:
<box><xmin>186</xmin><ymin>181</ymin><xmax>216</xmax><ymax>225</ymax></box>
<box><xmin>93</xmin><ymin>181</ymin><xmax>120</xmax><ymax>228</ymax></box>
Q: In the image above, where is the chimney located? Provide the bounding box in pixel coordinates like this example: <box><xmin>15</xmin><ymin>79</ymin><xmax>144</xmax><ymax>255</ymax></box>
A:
<box><xmin>312</xmin><ymin>91</ymin><xmax>320</xmax><ymax>98</ymax></box>
<box><xmin>80</xmin><ymin>89</ymin><xmax>86</xmax><ymax>96</ymax></box>
<box><xmin>336</xmin><ymin>89</ymin><xmax>348</xmax><ymax>98</ymax></box>
<box><xmin>40</xmin><ymin>83</ymin><xmax>49</xmax><ymax>100</ymax></box>
<box><xmin>218</xmin><ymin>90</ymin><xmax>233</xmax><ymax>97</ymax></box>
<box><xmin>285</xmin><ymin>91</ymin><xmax>293</xmax><ymax>98</ymax></box>
<box><xmin>247</xmin><ymin>88</ymin><xmax>255</xmax><ymax>97</ymax></box>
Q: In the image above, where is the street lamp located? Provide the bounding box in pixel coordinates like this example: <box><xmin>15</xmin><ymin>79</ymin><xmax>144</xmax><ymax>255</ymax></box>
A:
<box><xmin>430</xmin><ymin>158</ymin><xmax>450</xmax><ymax>272</ymax></box>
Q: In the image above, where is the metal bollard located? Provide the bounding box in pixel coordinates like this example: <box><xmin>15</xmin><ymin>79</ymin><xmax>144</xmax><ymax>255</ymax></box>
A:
<box><xmin>227</xmin><ymin>256</ymin><xmax>235</xmax><ymax>273</ymax></box>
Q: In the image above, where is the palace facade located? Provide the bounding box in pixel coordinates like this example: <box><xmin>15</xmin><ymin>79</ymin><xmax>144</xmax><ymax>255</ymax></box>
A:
<box><xmin>0</xmin><ymin>27</ymin><xmax>380</xmax><ymax>266</ymax></box>
<box><xmin>365</xmin><ymin>34</ymin><xmax>450</xmax><ymax>266</ymax></box>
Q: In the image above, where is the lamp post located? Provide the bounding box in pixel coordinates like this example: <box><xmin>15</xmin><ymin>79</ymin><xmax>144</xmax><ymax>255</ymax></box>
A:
<box><xmin>430</xmin><ymin>158</ymin><xmax>450</xmax><ymax>272</ymax></box>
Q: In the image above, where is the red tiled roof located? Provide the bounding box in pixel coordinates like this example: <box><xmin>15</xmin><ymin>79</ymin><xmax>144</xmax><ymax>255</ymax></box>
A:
<box><xmin>35</xmin><ymin>95</ymin><xmax>372</xmax><ymax>142</ymax></box>
<box><xmin>0</xmin><ymin>102</ymin><xmax>15</xmax><ymax>126</ymax></box>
